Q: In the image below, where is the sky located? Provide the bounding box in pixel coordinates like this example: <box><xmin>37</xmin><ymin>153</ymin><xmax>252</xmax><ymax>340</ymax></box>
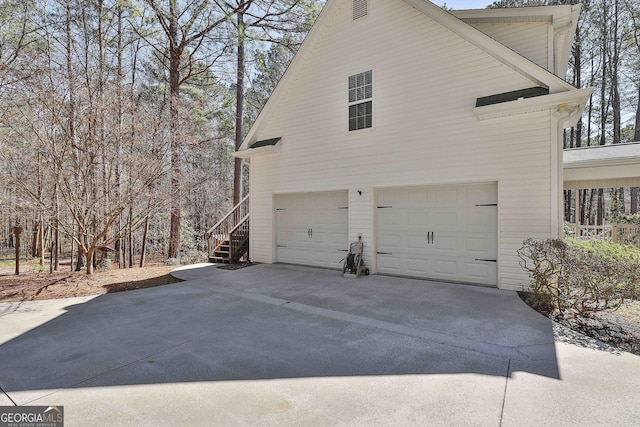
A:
<box><xmin>434</xmin><ymin>0</ymin><xmax>495</xmax><ymax>9</ymax></box>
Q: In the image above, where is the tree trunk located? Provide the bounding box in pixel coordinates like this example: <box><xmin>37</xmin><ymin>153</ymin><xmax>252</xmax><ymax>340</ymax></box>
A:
<box><xmin>128</xmin><ymin>206</ymin><xmax>134</xmax><ymax>268</ymax></box>
<box><xmin>635</xmin><ymin>85</ymin><xmax>640</xmax><ymax>141</ymax></box>
<box><xmin>31</xmin><ymin>220</ymin><xmax>38</xmax><ymax>258</ymax></box>
<box><xmin>599</xmin><ymin>0</ymin><xmax>608</xmax><ymax>147</ymax></box>
<box><xmin>610</xmin><ymin>0</ymin><xmax>621</xmax><ymax>145</ymax></box>
<box><xmin>86</xmin><ymin>247</ymin><xmax>95</xmax><ymax>274</ymax></box>
<box><xmin>574</xmin><ymin>26</ymin><xmax>582</xmax><ymax>147</ymax></box>
<box><xmin>49</xmin><ymin>225</ymin><xmax>54</xmax><ymax>274</ymax></box>
<box><xmin>597</xmin><ymin>189</ymin><xmax>605</xmax><ymax>225</ymax></box>
<box><xmin>115</xmin><ymin>1</ymin><xmax>124</xmax><ymax>268</ymax></box>
<box><xmin>39</xmin><ymin>216</ymin><xmax>44</xmax><ymax>266</ymax></box>
<box><xmin>233</xmin><ymin>10</ymin><xmax>246</xmax><ymax>205</ymax></box>
<box><xmin>167</xmin><ymin>2</ymin><xmax>181</xmax><ymax>260</ymax></box>
<box><xmin>564</xmin><ymin>190</ymin><xmax>572</xmax><ymax>222</ymax></box>
<box><xmin>14</xmin><ymin>226</ymin><xmax>21</xmax><ymax>276</ymax></box>
<box><xmin>140</xmin><ymin>216</ymin><xmax>149</xmax><ymax>268</ymax></box>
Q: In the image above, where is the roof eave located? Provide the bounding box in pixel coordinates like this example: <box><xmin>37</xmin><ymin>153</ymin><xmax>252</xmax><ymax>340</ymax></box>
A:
<box><xmin>474</xmin><ymin>87</ymin><xmax>593</xmax><ymax>122</ymax></box>
<box><xmin>233</xmin><ymin>144</ymin><xmax>279</xmax><ymax>159</ymax></box>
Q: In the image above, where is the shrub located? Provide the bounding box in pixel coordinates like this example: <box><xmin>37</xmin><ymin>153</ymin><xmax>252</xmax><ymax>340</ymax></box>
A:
<box><xmin>518</xmin><ymin>238</ymin><xmax>640</xmax><ymax>318</ymax></box>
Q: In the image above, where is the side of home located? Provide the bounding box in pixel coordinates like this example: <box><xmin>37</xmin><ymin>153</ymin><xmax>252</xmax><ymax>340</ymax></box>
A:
<box><xmin>236</xmin><ymin>0</ymin><xmax>591</xmax><ymax>290</ymax></box>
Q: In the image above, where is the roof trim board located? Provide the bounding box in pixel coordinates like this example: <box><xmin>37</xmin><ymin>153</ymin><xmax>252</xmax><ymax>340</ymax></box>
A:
<box><xmin>474</xmin><ymin>87</ymin><xmax>593</xmax><ymax>125</ymax></box>
<box><xmin>233</xmin><ymin>144</ymin><xmax>279</xmax><ymax>159</ymax></box>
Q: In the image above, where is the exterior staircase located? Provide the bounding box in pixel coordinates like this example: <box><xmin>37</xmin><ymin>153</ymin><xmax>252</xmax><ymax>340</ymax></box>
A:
<box><xmin>206</xmin><ymin>195</ymin><xmax>250</xmax><ymax>264</ymax></box>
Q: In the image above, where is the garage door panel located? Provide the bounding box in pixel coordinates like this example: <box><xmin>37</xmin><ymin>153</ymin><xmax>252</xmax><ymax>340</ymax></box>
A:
<box><xmin>376</xmin><ymin>183</ymin><xmax>497</xmax><ymax>286</ymax></box>
<box><xmin>379</xmin><ymin>210</ymin><xmax>402</xmax><ymax>228</ymax></box>
<box><xmin>464</xmin><ymin>235</ymin><xmax>495</xmax><ymax>253</ymax></box>
<box><xmin>466</xmin><ymin>207</ymin><xmax>497</xmax><ymax>231</ymax></box>
<box><xmin>379</xmin><ymin>233</ymin><xmax>402</xmax><ymax>249</ymax></box>
<box><xmin>462</xmin><ymin>261</ymin><xmax>496</xmax><ymax>285</ymax></box>
<box><xmin>407</xmin><ymin>235</ymin><xmax>428</xmax><ymax>250</ymax></box>
<box><xmin>407</xmin><ymin>188</ymin><xmax>428</xmax><ymax>205</ymax></box>
<box><xmin>328</xmin><ymin>231</ymin><xmax>347</xmax><ymax>245</ymax></box>
<box><xmin>433</xmin><ymin>234</ymin><xmax>457</xmax><ymax>251</ymax></box>
<box><xmin>407</xmin><ymin>258</ymin><xmax>428</xmax><ymax>273</ymax></box>
<box><xmin>407</xmin><ymin>212</ymin><xmax>428</xmax><ymax>227</ymax></box>
<box><xmin>378</xmin><ymin>254</ymin><xmax>402</xmax><ymax>271</ymax></box>
<box><xmin>433</xmin><ymin>259</ymin><xmax>457</xmax><ymax>276</ymax></box>
<box><xmin>275</xmin><ymin>192</ymin><xmax>348</xmax><ymax>269</ymax></box>
<box><xmin>463</xmin><ymin>185</ymin><xmax>498</xmax><ymax>206</ymax></box>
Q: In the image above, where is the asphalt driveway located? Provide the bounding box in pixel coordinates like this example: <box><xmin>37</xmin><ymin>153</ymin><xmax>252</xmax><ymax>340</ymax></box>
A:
<box><xmin>0</xmin><ymin>263</ymin><xmax>638</xmax><ymax>426</ymax></box>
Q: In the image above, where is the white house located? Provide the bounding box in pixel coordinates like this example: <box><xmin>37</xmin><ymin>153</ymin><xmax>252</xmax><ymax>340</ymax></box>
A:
<box><xmin>233</xmin><ymin>0</ymin><xmax>593</xmax><ymax>290</ymax></box>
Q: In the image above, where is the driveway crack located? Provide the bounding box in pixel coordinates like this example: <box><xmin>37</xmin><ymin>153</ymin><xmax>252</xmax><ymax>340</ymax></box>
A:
<box><xmin>499</xmin><ymin>358</ymin><xmax>511</xmax><ymax>427</ymax></box>
<box><xmin>0</xmin><ymin>384</ymin><xmax>17</xmax><ymax>406</ymax></box>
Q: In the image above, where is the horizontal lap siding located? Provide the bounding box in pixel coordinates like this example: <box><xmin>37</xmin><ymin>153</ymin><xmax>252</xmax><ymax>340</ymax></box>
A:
<box><xmin>467</xmin><ymin>22</ymin><xmax>549</xmax><ymax>71</ymax></box>
<box><xmin>248</xmin><ymin>0</ymin><xmax>554</xmax><ymax>290</ymax></box>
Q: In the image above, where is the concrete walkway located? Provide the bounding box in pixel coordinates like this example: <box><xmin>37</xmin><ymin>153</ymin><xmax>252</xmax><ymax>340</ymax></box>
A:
<box><xmin>0</xmin><ymin>263</ymin><xmax>638</xmax><ymax>426</ymax></box>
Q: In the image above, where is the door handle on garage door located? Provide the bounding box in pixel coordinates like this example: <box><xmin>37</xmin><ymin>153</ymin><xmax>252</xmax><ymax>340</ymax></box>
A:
<box><xmin>427</xmin><ymin>232</ymin><xmax>434</xmax><ymax>244</ymax></box>
<box><xmin>475</xmin><ymin>259</ymin><xmax>497</xmax><ymax>262</ymax></box>
<box><xmin>377</xmin><ymin>252</ymin><xmax>392</xmax><ymax>255</ymax></box>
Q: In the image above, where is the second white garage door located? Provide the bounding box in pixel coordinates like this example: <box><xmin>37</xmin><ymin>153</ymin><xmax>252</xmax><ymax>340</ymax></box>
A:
<box><xmin>275</xmin><ymin>191</ymin><xmax>348</xmax><ymax>269</ymax></box>
<box><xmin>376</xmin><ymin>183</ymin><xmax>498</xmax><ymax>286</ymax></box>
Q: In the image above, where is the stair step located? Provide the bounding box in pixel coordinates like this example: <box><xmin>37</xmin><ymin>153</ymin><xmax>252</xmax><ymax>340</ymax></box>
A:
<box><xmin>209</xmin><ymin>256</ymin><xmax>230</xmax><ymax>264</ymax></box>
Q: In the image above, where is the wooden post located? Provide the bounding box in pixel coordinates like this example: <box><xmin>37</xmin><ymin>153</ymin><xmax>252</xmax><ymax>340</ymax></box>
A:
<box><xmin>13</xmin><ymin>226</ymin><xmax>22</xmax><ymax>275</ymax></box>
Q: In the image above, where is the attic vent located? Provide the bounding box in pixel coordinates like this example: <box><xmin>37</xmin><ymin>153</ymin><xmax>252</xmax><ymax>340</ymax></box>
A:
<box><xmin>353</xmin><ymin>0</ymin><xmax>368</xmax><ymax>20</ymax></box>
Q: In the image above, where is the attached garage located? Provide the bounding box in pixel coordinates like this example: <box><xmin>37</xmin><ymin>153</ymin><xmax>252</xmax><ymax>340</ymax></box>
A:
<box><xmin>275</xmin><ymin>191</ymin><xmax>348</xmax><ymax>269</ymax></box>
<box><xmin>376</xmin><ymin>183</ymin><xmax>498</xmax><ymax>286</ymax></box>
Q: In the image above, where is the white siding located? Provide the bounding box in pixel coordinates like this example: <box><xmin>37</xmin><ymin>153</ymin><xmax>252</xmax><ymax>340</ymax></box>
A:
<box><xmin>466</xmin><ymin>22</ymin><xmax>549</xmax><ymax>71</ymax></box>
<box><xmin>247</xmin><ymin>0</ymin><xmax>555</xmax><ymax>290</ymax></box>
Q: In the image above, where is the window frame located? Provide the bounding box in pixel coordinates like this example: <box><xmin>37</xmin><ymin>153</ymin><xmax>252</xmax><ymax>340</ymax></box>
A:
<box><xmin>347</xmin><ymin>70</ymin><xmax>373</xmax><ymax>132</ymax></box>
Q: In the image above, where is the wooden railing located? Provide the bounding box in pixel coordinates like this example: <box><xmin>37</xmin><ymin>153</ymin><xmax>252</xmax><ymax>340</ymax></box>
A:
<box><xmin>206</xmin><ymin>195</ymin><xmax>250</xmax><ymax>261</ymax></box>
<box><xmin>229</xmin><ymin>215</ymin><xmax>250</xmax><ymax>263</ymax></box>
<box><xmin>615</xmin><ymin>224</ymin><xmax>640</xmax><ymax>247</ymax></box>
<box><xmin>566</xmin><ymin>223</ymin><xmax>640</xmax><ymax>247</ymax></box>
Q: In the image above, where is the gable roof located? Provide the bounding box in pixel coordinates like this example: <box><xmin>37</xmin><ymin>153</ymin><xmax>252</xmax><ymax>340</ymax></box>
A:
<box><xmin>450</xmin><ymin>5</ymin><xmax>581</xmax><ymax>79</ymax></box>
<box><xmin>239</xmin><ymin>0</ymin><xmax>582</xmax><ymax>153</ymax></box>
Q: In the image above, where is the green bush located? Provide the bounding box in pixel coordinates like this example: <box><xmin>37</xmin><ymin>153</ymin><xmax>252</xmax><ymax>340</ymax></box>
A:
<box><xmin>518</xmin><ymin>238</ymin><xmax>640</xmax><ymax>317</ymax></box>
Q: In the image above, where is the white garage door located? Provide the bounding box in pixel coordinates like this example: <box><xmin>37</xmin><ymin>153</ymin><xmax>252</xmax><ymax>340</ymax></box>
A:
<box><xmin>275</xmin><ymin>191</ymin><xmax>348</xmax><ymax>269</ymax></box>
<box><xmin>376</xmin><ymin>183</ymin><xmax>497</xmax><ymax>286</ymax></box>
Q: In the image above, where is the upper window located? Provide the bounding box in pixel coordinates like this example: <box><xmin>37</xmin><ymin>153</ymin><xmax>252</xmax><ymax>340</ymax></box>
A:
<box><xmin>348</xmin><ymin>70</ymin><xmax>372</xmax><ymax>132</ymax></box>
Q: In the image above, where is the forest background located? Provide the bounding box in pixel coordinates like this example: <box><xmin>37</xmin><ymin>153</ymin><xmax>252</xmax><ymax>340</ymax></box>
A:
<box><xmin>0</xmin><ymin>0</ymin><xmax>638</xmax><ymax>273</ymax></box>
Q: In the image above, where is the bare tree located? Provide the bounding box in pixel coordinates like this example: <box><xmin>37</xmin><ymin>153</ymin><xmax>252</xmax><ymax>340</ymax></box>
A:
<box><xmin>143</xmin><ymin>0</ymin><xmax>245</xmax><ymax>259</ymax></box>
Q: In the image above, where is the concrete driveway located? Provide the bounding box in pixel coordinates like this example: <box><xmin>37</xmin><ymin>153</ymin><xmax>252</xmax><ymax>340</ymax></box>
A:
<box><xmin>0</xmin><ymin>264</ymin><xmax>638</xmax><ymax>426</ymax></box>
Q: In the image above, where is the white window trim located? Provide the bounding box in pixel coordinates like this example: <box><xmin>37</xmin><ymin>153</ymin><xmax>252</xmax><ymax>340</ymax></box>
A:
<box><xmin>347</xmin><ymin>70</ymin><xmax>374</xmax><ymax>133</ymax></box>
